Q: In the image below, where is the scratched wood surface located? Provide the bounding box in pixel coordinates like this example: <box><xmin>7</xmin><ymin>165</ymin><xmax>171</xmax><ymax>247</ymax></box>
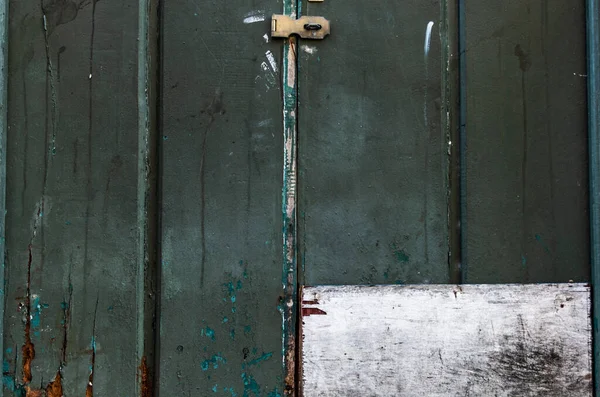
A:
<box><xmin>298</xmin><ymin>0</ymin><xmax>450</xmax><ymax>285</ymax></box>
<box><xmin>3</xmin><ymin>0</ymin><xmax>156</xmax><ymax>396</ymax></box>
<box><xmin>158</xmin><ymin>2</ymin><xmax>286</xmax><ymax>396</ymax></box>
<box><xmin>301</xmin><ymin>284</ymin><xmax>592</xmax><ymax>396</ymax></box>
<box><xmin>463</xmin><ymin>1</ymin><xmax>590</xmax><ymax>282</ymax></box>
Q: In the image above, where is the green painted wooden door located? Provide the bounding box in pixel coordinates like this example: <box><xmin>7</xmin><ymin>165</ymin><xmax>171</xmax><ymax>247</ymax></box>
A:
<box><xmin>0</xmin><ymin>0</ymin><xmax>590</xmax><ymax>395</ymax></box>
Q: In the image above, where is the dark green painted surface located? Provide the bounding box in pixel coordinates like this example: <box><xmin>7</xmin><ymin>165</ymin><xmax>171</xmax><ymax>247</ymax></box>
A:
<box><xmin>158</xmin><ymin>1</ymin><xmax>285</xmax><ymax>395</ymax></box>
<box><xmin>3</xmin><ymin>0</ymin><xmax>155</xmax><ymax>396</ymax></box>
<box><xmin>298</xmin><ymin>0</ymin><xmax>450</xmax><ymax>285</ymax></box>
<box><xmin>463</xmin><ymin>1</ymin><xmax>590</xmax><ymax>283</ymax></box>
<box><xmin>0</xmin><ymin>0</ymin><xmax>593</xmax><ymax>395</ymax></box>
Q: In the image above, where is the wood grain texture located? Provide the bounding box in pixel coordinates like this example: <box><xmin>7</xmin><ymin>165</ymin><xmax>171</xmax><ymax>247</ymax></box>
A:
<box><xmin>302</xmin><ymin>284</ymin><xmax>592</xmax><ymax>397</ymax></box>
<box><xmin>4</xmin><ymin>0</ymin><xmax>155</xmax><ymax>395</ymax></box>
<box><xmin>463</xmin><ymin>0</ymin><xmax>589</xmax><ymax>282</ymax></box>
<box><xmin>298</xmin><ymin>0</ymin><xmax>450</xmax><ymax>285</ymax></box>
<box><xmin>159</xmin><ymin>2</ymin><xmax>286</xmax><ymax>395</ymax></box>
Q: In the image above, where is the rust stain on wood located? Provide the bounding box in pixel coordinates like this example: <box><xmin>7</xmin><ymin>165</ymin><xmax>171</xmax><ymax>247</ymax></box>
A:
<box><xmin>22</xmin><ymin>244</ymin><xmax>35</xmax><ymax>384</ymax></box>
<box><xmin>301</xmin><ymin>307</ymin><xmax>327</xmax><ymax>316</ymax></box>
<box><xmin>138</xmin><ymin>356</ymin><xmax>153</xmax><ymax>397</ymax></box>
<box><xmin>45</xmin><ymin>371</ymin><xmax>63</xmax><ymax>397</ymax></box>
<box><xmin>284</xmin><ymin>334</ymin><xmax>295</xmax><ymax>395</ymax></box>
<box><xmin>25</xmin><ymin>387</ymin><xmax>43</xmax><ymax>397</ymax></box>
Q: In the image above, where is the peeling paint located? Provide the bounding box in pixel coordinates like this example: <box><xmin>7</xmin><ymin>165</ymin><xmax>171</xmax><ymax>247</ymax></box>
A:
<box><xmin>45</xmin><ymin>371</ymin><xmax>62</xmax><ymax>397</ymax></box>
<box><xmin>281</xmin><ymin>1</ymin><xmax>298</xmax><ymax>391</ymax></box>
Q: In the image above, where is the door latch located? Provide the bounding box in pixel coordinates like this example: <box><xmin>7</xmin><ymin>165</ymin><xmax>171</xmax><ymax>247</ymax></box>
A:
<box><xmin>271</xmin><ymin>15</ymin><xmax>330</xmax><ymax>39</ymax></box>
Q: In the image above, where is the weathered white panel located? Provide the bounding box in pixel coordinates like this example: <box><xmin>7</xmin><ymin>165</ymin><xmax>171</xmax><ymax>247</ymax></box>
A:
<box><xmin>301</xmin><ymin>284</ymin><xmax>592</xmax><ymax>396</ymax></box>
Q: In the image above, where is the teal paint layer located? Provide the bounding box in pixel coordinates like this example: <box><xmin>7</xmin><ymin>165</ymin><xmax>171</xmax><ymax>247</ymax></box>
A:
<box><xmin>588</xmin><ymin>0</ymin><xmax>600</xmax><ymax>393</ymax></box>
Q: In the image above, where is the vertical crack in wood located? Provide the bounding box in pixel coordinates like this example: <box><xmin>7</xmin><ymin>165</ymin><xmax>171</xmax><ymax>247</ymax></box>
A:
<box><xmin>137</xmin><ymin>0</ymin><xmax>161</xmax><ymax>395</ymax></box>
<box><xmin>281</xmin><ymin>0</ymin><xmax>298</xmax><ymax>394</ymax></box>
<box><xmin>442</xmin><ymin>0</ymin><xmax>462</xmax><ymax>284</ymax></box>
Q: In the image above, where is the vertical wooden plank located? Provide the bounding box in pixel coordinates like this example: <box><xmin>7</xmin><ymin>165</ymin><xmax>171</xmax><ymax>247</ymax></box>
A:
<box><xmin>0</xmin><ymin>1</ymin><xmax>7</xmax><ymax>396</ymax></box>
<box><xmin>586</xmin><ymin>0</ymin><xmax>600</xmax><ymax>392</ymax></box>
<box><xmin>298</xmin><ymin>0</ymin><xmax>450</xmax><ymax>285</ymax></box>
<box><xmin>137</xmin><ymin>0</ymin><xmax>159</xmax><ymax>395</ymax></box>
<box><xmin>3</xmin><ymin>1</ymin><xmax>156</xmax><ymax>395</ymax></box>
<box><xmin>159</xmin><ymin>1</ymin><xmax>286</xmax><ymax>395</ymax></box>
<box><xmin>281</xmin><ymin>0</ymin><xmax>298</xmax><ymax>395</ymax></box>
<box><xmin>463</xmin><ymin>1</ymin><xmax>589</xmax><ymax>283</ymax></box>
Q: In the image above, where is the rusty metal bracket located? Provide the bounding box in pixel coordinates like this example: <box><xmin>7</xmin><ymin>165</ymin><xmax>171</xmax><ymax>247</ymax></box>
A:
<box><xmin>271</xmin><ymin>15</ymin><xmax>330</xmax><ymax>39</ymax></box>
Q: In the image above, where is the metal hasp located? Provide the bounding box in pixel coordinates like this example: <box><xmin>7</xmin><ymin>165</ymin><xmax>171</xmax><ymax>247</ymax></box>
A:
<box><xmin>271</xmin><ymin>15</ymin><xmax>330</xmax><ymax>39</ymax></box>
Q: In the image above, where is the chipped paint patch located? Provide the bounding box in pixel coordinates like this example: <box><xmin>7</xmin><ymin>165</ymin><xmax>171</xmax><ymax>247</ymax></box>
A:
<box><xmin>301</xmin><ymin>45</ymin><xmax>317</xmax><ymax>55</ymax></box>
<box><xmin>265</xmin><ymin>51</ymin><xmax>278</xmax><ymax>73</ymax></box>
<box><xmin>243</xmin><ymin>10</ymin><xmax>265</xmax><ymax>24</ymax></box>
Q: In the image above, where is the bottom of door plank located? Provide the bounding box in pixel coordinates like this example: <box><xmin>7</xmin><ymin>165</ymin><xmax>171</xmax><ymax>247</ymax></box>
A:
<box><xmin>301</xmin><ymin>284</ymin><xmax>592</xmax><ymax>397</ymax></box>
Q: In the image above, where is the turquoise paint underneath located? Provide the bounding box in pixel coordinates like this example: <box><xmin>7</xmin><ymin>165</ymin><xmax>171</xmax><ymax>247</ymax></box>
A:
<box><xmin>393</xmin><ymin>249</ymin><xmax>410</xmax><ymax>263</ymax></box>
<box><xmin>31</xmin><ymin>295</ymin><xmax>42</xmax><ymax>329</ymax></box>
<box><xmin>201</xmin><ymin>326</ymin><xmax>216</xmax><ymax>341</ymax></box>
<box><xmin>534</xmin><ymin>234</ymin><xmax>551</xmax><ymax>254</ymax></box>
<box><xmin>201</xmin><ymin>354</ymin><xmax>226</xmax><ymax>371</ymax></box>
<box><xmin>241</xmin><ymin>372</ymin><xmax>260</xmax><ymax>397</ymax></box>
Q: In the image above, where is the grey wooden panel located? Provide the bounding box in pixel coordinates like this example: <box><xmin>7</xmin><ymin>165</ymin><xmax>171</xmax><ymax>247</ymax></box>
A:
<box><xmin>302</xmin><ymin>284</ymin><xmax>592</xmax><ymax>396</ymax></box>
<box><xmin>159</xmin><ymin>2</ymin><xmax>285</xmax><ymax>396</ymax></box>
<box><xmin>298</xmin><ymin>1</ymin><xmax>449</xmax><ymax>285</ymax></box>
<box><xmin>4</xmin><ymin>1</ymin><xmax>152</xmax><ymax>395</ymax></box>
<box><xmin>463</xmin><ymin>1</ymin><xmax>589</xmax><ymax>282</ymax></box>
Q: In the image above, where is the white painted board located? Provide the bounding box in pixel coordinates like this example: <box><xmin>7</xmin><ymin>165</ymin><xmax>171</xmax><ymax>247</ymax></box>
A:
<box><xmin>301</xmin><ymin>284</ymin><xmax>592</xmax><ymax>396</ymax></box>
